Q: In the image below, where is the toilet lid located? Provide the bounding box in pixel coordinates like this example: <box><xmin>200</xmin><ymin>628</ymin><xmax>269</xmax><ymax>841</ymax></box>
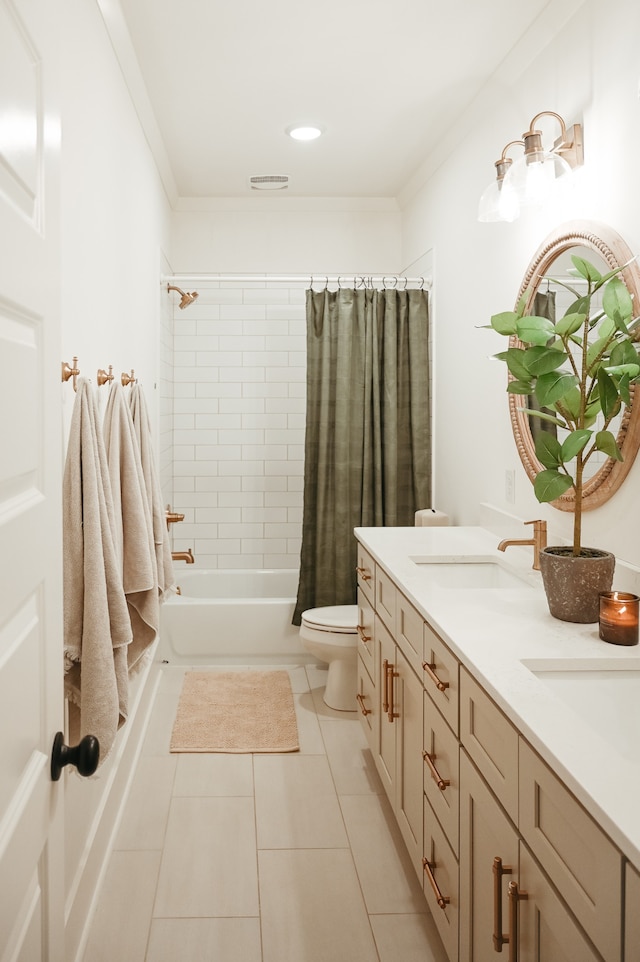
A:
<box><xmin>301</xmin><ymin>604</ymin><xmax>358</xmax><ymax>632</ymax></box>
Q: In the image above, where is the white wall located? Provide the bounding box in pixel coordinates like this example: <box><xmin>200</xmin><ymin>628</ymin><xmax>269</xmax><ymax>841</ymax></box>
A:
<box><xmin>400</xmin><ymin>0</ymin><xmax>640</xmax><ymax>568</ymax></box>
<box><xmin>59</xmin><ymin>3</ymin><xmax>172</xmax><ymax>958</ymax></box>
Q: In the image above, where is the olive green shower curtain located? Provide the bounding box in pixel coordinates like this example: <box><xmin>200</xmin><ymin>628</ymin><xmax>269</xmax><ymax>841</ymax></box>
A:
<box><xmin>293</xmin><ymin>287</ymin><xmax>431</xmax><ymax>625</ymax></box>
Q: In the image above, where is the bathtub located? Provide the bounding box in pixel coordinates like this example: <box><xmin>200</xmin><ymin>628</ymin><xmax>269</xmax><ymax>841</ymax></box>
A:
<box><xmin>159</xmin><ymin>569</ymin><xmax>310</xmax><ymax>665</ymax></box>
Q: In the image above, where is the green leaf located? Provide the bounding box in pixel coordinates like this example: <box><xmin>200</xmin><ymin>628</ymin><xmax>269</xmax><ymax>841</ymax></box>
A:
<box><xmin>533</xmin><ymin>469</ymin><xmax>575</xmax><ymax>503</ymax></box>
<box><xmin>498</xmin><ymin>348</ymin><xmax>530</xmax><ymax>380</ymax></box>
<box><xmin>491</xmin><ymin>311</ymin><xmax>519</xmax><ymax>336</ymax></box>
<box><xmin>516</xmin><ymin>315</ymin><xmax>556</xmax><ymax>346</ymax></box>
<box><xmin>571</xmin><ymin>255</ymin><xmax>602</xmax><ymax>284</ymax></box>
<box><xmin>605</xmin><ymin>363</ymin><xmax>640</xmax><ymax>378</ymax></box>
<box><xmin>516</xmin><ymin>289</ymin><xmax>532</xmax><ymax>318</ymax></box>
<box><xmin>595</xmin><ymin>430</ymin><xmax>623</xmax><ymax>461</ymax></box>
<box><xmin>506</xmin><ymin>379</ymin><xmax>534</xmax><ymax>395</ymax></box>
<box><xmin>523</xmin><ymin>345</ymin><xmax>568</xmax><ymax>375</ymax></box>
<box><xmin>561</xmin><ymin>430</ymin><xmax>592</xmax><ymax>462</ymax></box>
<box><xmin>619</xmin><ymin>373</ymin><xmax>632</xmax><ymax>406</ymax></box>
<box><xmin>517</xmin><ymin>407</ymin><xmax>567</xmax><ymax>428</ymax></box>
<box><xmin>597</xmin><ymin>367</ymin><xmax>620</xmax><ymax>420</ymax></box>
<box><xmin>603</xmin><ymin>276</ymin><xmax>633</xmax><ymax>328</ymax></box>
<box><xmin>610</xmin><ymin>341</ymin><xmax>639</xmax><ymax>367</ymax></box>
<box><xmin>535</xmin><ymin>432</ymin><xmax>562</xmax><ymax>468</ymax></box>
<box><xmin>555</xmin><ymin>312</ymin><xmax>586</xmax><ymax>337</ymax></box>
<box><xmin>587</xmin><ymin>335</ymin><xmax>612</xmax><ymax>374</ymax></box>
<box><xmin>535</xmin><ymin>371</ymin><xmax>579</xmax><ymax>407</ymax></box>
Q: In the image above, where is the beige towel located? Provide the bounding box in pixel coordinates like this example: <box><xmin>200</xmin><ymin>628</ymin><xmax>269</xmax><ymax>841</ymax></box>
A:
<box><xmin>63</xmin><ymin>377</ymin><xmax>131</xmax><ymax>765</ymax></box>
<box><xmin>129</xmin><ymin>383</ymin><xmax>175</xmax><ymax>598</ymax></box>
<box><xmin>103</xmin><ymin>381</ymin><xmax>158</xmax><ymax>673</ymax></box>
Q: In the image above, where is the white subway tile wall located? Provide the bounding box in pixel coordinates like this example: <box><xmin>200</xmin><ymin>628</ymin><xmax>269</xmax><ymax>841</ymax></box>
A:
<box><xmin>170</xmin><ymin>282</ymin><xmax>308</xmax><ymax>570</ymax></box>
<box><xmin>159</xmin><ymin>279</ymin><xmax>175</xmax><ymax>516</ymax></box>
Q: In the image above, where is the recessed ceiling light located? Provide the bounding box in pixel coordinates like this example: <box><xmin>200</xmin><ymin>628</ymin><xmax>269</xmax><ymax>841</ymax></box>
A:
<box><xmin>286</xmin><ymin>124</ymin><xmax>324</xmax><ymax>141</ymax></box>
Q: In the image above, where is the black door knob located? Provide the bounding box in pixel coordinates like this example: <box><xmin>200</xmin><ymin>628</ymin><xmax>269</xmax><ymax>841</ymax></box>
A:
<box><xmin>50</xmin><ymin>731</ymin><xmax>100</xmax><ymax>781</ymax></box>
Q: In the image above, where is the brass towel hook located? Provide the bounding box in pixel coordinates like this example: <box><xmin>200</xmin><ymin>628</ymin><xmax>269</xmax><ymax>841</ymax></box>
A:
<box><xmin>61</xmin><ymin>356</ymin><xmax>80</xmax><ymax>391</ymax></box>
<box><xmin>121</xmin><ymin>369</ymin><xmax>137</xmax><ymax>387</ymax></box>
<box><xmin>97</xmin><ymin>365</ymin><xmax>114</xmax><ymax>386</ymax></box>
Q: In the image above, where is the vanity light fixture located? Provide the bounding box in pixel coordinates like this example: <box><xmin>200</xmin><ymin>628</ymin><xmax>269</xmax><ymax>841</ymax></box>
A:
<box><xmin>477</xmin><ymin>140</ymin><xmax>524</xmax><ymax>223</ymax></box>
<box><xmin>478</xmin><ymin>111</ymin><xmax>583</xmax><ymax>223</ymax></box>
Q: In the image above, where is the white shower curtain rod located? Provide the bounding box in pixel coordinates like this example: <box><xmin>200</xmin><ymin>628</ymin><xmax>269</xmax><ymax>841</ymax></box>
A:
<box><xmin>164</xmin><ymin>273</ymin><xmax>431</xmax><ymax>289</ymax></box>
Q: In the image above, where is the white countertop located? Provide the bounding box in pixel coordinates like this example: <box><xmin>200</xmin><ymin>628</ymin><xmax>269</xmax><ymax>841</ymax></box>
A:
<box><xmin>354</xmin><ymin>525</ymin><xmax>640</xmax><ymax>868</ymax></box>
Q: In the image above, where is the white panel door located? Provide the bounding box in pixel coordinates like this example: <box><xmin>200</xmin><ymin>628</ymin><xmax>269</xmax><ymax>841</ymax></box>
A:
<box><xmin>0</xmin><ymin>0</ymin><xmax>64</xmax><ymax>959</ymax></box>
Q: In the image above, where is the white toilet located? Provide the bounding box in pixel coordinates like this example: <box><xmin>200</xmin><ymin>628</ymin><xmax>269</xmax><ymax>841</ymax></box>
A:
<box><xmin>299</xmin><ymin>605</ymin><xmax>358</xmax><ymax>711</ymax></box>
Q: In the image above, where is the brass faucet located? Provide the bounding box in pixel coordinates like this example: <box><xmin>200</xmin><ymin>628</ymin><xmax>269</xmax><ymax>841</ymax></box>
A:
<box><xmin>171</xmin><ymin>548</ymin><xmax>195</xmax><ymax>564</ymax></box>
<box><xmin>165</xmin><ymin>505</ymin><xmax>185</xmax><ymax>531</ymax></box>
<box><xmin>497</xmin><ymin>520</ymin><xmax>547</xmax><ymax>570</ymax></box>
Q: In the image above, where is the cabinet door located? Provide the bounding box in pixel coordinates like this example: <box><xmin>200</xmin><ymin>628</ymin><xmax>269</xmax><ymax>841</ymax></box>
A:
<box><xmin>375</xmin><ymin>616</ymin><xmax>397</xmax><ymax>800</ymax></box>
<box><xmin>625</xmin><ymin>861</ymin><xmax>640</xmax><ymax>962</ymax></box>
<box><xmin>356</xmin><ymin>654</ymin><xmax>378</xmax><ymax>754</ymax></box>
<box><xmin>396</xmin><ymin>649</ymin><xmax>423</xmax><ymax>877</ymax></box>
<box><xmin>424</xmin><ymin>690</ymin><xmax>459</xmax><ymax>855</ymax></box>
<box><xmin>460</xmin><ymin>750</ymin><xmax>519</xmax><ymax>962</ymax></box>
<box><xmin>518</xmin><ymin>845</ymin><xmax>601</xmax><ymax>962</ymax></box>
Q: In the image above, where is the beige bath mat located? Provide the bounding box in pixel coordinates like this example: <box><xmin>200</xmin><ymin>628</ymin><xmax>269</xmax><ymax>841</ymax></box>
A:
<box><xmin>170</xmin><ymin>670</ymin><xmax>299</xmax><ymax>753</ymax></box>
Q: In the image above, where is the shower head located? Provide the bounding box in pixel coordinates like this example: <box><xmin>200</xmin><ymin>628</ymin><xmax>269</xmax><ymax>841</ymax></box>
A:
<box><xmin>167</xmin><ymin>284</ymin><xmax>199</xmax><ymax>309</ymax></box>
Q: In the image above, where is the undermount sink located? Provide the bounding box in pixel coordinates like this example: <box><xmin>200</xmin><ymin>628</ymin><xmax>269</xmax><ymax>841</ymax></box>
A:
<box><xmin>524</xmin><ymin>660</ymin><xmax>640</xmax><ymax>763</ymax></box>
<box><xmin>410</xmin><ymin>558</ymin><xmax>532</xmax><ymax>590</ymax></box>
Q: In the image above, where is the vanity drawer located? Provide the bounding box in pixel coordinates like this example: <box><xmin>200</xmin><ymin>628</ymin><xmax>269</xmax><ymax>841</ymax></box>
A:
<box><xmin>423</xmin><ymin>802</ymin><xmax>459</xmax><ymax>962</ymax></box>
<box><xmin>355</xmin><ymin>543</ymin><xmax>375</xmax><ymax>605</ymax></box>
<box><xmin>375</xmin><ymin>565</ymin><xmax>396</xmax><ymax>636</ymax></box>
<box><xmin>396</xmin><ymin>590</ymin><xmax>423</xmax><ymax>677</ymax></box>
<box><xmin>356</xmin><ymin>588</ymin><xmax>375</xmax><ymax>682</ymax></box>
<box><xmin>423</xmin><ymin>623</ymin><xmax>459</xmax><ymax>735</ymax></box>
<box><xmin>519</xmin><ymin>740</ymin><xmax>622</xmax><ymax>962</ymax></box>
<box><xmin>424</xmin><ymin>691</ymin><xmax>460</xmax><ymax>855</ymax></box>
<box><xmin>460</xmin><ymin>668</ymin><xmax>518</xmax><ymax>822</ymax></box>
<box><xmin>356</xmin><ymin>655</ymin><xmax>377</xmax><ymax>754</ymax></box>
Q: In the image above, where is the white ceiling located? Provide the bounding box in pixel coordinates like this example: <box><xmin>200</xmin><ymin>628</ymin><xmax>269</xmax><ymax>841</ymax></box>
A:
<box><xmin>116</xmin><ymin>0</ymin><xmax>555</xmax><ymax>200</ymax></box>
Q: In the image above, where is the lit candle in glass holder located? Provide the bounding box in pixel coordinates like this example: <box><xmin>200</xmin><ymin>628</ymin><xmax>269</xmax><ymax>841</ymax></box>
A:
<box><xmin>598</xmin><ymin>591</ymin><xmax>640</xmax><ymax>646</ymax></box>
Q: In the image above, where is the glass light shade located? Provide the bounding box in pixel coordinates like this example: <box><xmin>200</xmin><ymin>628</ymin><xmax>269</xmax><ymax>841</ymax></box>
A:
<box><xmin>502</xmin><ymin>150</ymin><xmax>573</xmax><ymax>210</ymax></box>
<box><xmin>477</xmin><ymin>178</ymin><xmax>519</xmax><ymax>223</ymax></box>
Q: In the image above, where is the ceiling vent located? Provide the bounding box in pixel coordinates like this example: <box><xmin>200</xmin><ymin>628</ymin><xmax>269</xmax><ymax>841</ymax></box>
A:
<box><xmin>249</xmin><ymin>174</ymin><xmax>289</xmax><ymax>191</ymax></box>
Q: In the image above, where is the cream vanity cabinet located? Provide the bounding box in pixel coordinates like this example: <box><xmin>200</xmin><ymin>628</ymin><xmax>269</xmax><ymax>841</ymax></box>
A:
<box><xmin>460</xmin><ymin>667</ymin><xmax>622</xmax><ymax>962</ymax></box>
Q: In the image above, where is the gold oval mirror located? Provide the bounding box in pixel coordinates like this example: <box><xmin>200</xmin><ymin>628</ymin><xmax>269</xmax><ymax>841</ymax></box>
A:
<box><xmin>510</xmin><ymin>220</ymin><xmax>640</xmax><ymax>511</ymax></box>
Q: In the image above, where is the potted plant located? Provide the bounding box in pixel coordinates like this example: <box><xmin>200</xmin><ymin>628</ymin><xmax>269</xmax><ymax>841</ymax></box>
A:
<box><xmin>490</xmin><ymin>253</ymin><xmax>640</xmax><ymax>622</ymax></box>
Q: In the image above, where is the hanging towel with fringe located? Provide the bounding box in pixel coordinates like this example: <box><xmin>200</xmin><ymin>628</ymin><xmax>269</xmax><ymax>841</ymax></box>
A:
<box><xmin>129</xmin><ymin>383</ymin><xmax>175</xmax><ymax>598</ymax></box>
<box><xmin>103</xmin><ymin>380</ymin><xmax>158</xmax><ymax>675</ymax></box>
<box><xmin>63</xmin><ymin>377</ymin><xmax>131</xmax><ymax>765</ymax></box>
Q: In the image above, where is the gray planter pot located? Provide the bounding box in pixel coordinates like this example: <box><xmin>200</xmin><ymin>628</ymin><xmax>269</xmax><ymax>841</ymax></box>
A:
<box><xmin>539</xmin><ymin>546</ymin><xmax>615</xmax><ymax>624</ymax></box>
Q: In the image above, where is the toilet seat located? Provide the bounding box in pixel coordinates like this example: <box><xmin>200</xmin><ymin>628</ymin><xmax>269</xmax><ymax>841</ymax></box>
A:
<box><xmin>300</xmin><ymin>605</ymin><xmax>357</xmax><ymax>633</ymax></box>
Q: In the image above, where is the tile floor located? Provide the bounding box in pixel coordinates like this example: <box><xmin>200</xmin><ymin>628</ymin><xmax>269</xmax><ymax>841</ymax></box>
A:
<box><xmin>82</xmin><ymin>664</ymin><xmax>448</xmax><ymax>962</ymax></box>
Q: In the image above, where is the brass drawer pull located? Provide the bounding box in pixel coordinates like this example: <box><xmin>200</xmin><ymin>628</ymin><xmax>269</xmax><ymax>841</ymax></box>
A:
<box><xmin>355</xmin><ymin>565</ymin><xmax>372</xmax><ymax>582</ymax></box>
<box><xmin>357</xmin><ymin>624</ymin><xmax>371</xmax><ymax>643</ymax></box>
<box><xmin>508</xmin><ymin>881</ymin><xmax>528</xmax><ymax>962</ymax></box>
<box><xmin>382</xmin><ymin>659</ymin><xmax>390</xmax><ymax>713</ymax></box>
<box><xmin>422</xmin><ymin>661</ymin><xmax>450</xmax><ymax>692</ymax></box>
<box><xmin>422</xmin><ymin>751</ymin><xmax>450</xmax><ymax>791</ymax></box>
<box><xmin>422</xmin><ymin>858</ymin><xmax>450</xmax><ymax>910</ymax></box>
<box><xmin>356</xmin><ymin>693</ymin><xmax>371</xmax><ymax>716</ymax></box>
<box><xmin>385</xmin><ymin>660</ymin><xmax>399</xmax><ymax>722</ymax></box>
<box><xmin>493</xmin><ymin>856</ymin><xmax>513</xmax><ymax>951</ymax></box>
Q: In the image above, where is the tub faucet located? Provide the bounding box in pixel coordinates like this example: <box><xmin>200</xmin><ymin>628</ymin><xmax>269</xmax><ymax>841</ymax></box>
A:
<box><xmin>172</xmin><ymin>548</ymin><xmax>195</xmax><ymax>564</ymax></box>
<box><xmin>497</xmin><ymin>520</ymin><xmax>547</xmax><ymax>570</ymax></box>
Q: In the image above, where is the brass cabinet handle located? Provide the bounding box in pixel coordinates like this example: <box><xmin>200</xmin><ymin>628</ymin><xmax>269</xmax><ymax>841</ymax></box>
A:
<box><xmin>422</xmin><ymin>661</ymin><xmax>450</xmax><ymax>692</ymax></box>
<box><xmin>422</xmin><ymin>750</ymin><xmax>450</xmax><ymax>791</ymax></box>
<box><xmin>356</xmin><ymin>693</ymin><xmax>371</xmax><ymax>717</ymax></box>
<box><xmin>385</xmin><ymin>661</ymin><xmax>399</xmax><ymax>722</ymax></box>
<box><xmin>493</xmin><ymin>856</ymin><xmax>513</xmax><ymax>951</ymax></box>
<box><xmin>357</xmin><ymin>624</ymin><xmax>371</xmax><ymax>643</ymax></box>
<box><xmin>355</xmin><ymin>565</ymin><xmax>372</xmax><ymax>582</ymax></box>
<box><xmin>382</xmin><ymin>658</ymin><xmax>390</xmax><ymax>713</ymax></box>
<box><xmin>508</xmin><ymin>881</ymin><xmax>528</xmax><ymax>962</ymax></box>
<box><xmin>422</xmin><ymin>858</ymin><xmax>450</xmax><ymax>910</ymax></box>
